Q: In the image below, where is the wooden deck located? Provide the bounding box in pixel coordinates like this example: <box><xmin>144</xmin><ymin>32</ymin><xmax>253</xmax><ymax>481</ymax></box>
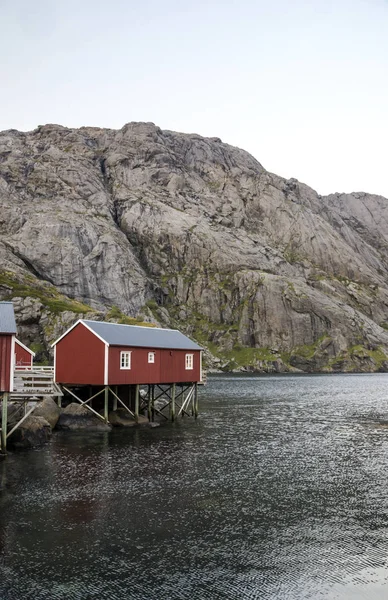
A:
<box><xmin>1</xmin><ymin>368</ymin><xmax>63</xmax><ymax>454</ymax></box>
<box><xmin>11</xmin><ymin>367</ymin><xmax>62</xmax><ymax>399</ymax></box>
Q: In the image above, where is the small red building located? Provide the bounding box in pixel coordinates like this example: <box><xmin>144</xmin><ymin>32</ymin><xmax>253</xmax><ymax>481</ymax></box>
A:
<box><xmin>15</xmin><ymin>339</ymin><xmax>35</xmax><ymax>369</ymax></box>
<box><xmin>0</xmin><ymin>302</ymin><xmax>17</xmax><ymax>393</ymax></box>
<box><xmin>53</xmin><ymin>320</ymin><xmax>203</xmax><ymax>386</ymax></box>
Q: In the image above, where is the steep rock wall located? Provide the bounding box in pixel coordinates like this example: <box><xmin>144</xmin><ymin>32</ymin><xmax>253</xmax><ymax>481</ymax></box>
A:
<box><xmin>1</xmin><ymin>122</ymin><xmax>388</xmax><ymax>371</ymax></box>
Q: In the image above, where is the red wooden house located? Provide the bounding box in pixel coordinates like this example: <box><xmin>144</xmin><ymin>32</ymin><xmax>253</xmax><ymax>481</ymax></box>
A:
<box><xmin>15</xmin><ymin>339</ymin><xmax>35</xmax><ymax>369</ymax></box>
<box><xmin>53</xmin><ymin>320</ymin><xmax>203</xmax><ymax>386</ymax></box>
<box><xmin>0</xmin><ymin>302</ymin><xmax>17</xmax><ymax>393</ymax></box>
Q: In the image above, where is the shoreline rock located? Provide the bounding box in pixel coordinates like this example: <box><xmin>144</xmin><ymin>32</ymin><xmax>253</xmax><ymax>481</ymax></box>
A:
<box><xmin>7</xmin><ymin>415</ymin><xmax>52</xmax><ymax>450</ymax></box>
<box><xmin>108</xmin><ymin>409</ymin><xmax>149</xmax><ymax>427</ymax></box>
<box><xmin>33</xmin><ymin>397</ymin><xmax>61</xmax><ymax>429</ymax></box>
<box><xmin>56</xmin><ymin>403</ymin><xmax>111</xmax><ymax>432</ymax></box>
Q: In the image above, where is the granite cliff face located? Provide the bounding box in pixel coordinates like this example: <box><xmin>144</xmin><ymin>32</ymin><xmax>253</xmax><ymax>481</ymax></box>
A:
<box><xmin>1</xmin><ymin>121</ymin><xmax>388</xmax><ymax>372</ymax></box>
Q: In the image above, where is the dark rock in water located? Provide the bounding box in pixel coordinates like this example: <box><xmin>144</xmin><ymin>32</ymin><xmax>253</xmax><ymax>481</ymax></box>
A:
<box><xmin>7</xmin><ymin>416</ymin><xmax>52</xmax><ymax>449</ymax></box>
<box><xmin>34</xmin><ymin>398</ymin><xmax>61</xmax><ymax>429</ymax></box>
<box><xmin>56</xmin><ymin>403</ymin><xmax>111</xmax><ymax>431</ymax></box>
<box><xmin>109</xmin><ymin>409</ymin><xmax>149</xmax><ymax>427</ymax></box>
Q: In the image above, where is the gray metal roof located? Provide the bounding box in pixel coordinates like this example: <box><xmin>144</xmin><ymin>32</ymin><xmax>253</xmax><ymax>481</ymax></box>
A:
<box><xmin>0</xmin><ymin>302</ymin><xmax>17</xmax><ymax>334</ymax></box>
<box><xmin>82</xmin><ymin>320</ymin><xmax>202</xmax><ymax>350</ymax></box>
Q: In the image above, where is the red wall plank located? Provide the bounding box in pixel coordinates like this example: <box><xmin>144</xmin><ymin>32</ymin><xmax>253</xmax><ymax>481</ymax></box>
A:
<box><xmin>0</xmin><ymin>334</ymin><xmax>13</xmax><ymax>392</ymax></box>
<box><xmin>108</xmin><ymin>346</ymin><xmax>201</xmax><ymax>385</ymax></box>
<box><xmin>15</xmin><ymin>342</ymin><xmax>33</xmax><ymax>367</ymax></box>
<box><xmin>55</xmin><ymin>323</ymin><xmax>105</xmax><ymax>385</ymax></box>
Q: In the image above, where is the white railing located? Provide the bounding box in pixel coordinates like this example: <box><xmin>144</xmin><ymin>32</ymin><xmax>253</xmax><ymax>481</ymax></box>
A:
<box><xmin>14</xmin><ymin>365</ymin><xmax>54</xmax><ymax>372</ymax></box>
<box><xmin>12</xmin><ymin>368</ymin><xmax>62</xmax><ymax>397</ymax></box>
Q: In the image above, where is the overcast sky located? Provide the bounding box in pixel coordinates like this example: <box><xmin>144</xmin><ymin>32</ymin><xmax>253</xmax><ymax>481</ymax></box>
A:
<box><xmin>1</xmin><ymin>0</ymin><xmax>387</xmax><ymax>197</ymax></box>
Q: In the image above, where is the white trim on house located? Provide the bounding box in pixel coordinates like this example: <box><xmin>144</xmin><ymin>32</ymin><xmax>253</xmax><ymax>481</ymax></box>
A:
<box><xmin>51</xmin><ymin>320</ymin><xmax>109</xmax><ymax>347</ymax></box>
<box><xmin>54</xmin><ymin>344</ymin><xmax>57</xmax><ymax>383</ymax></box>
<box><xmin>148</xmin><ymin>351</ymin><xmax>155</xmax><ymax>363</ymax></box>
<box><xmin>120</xmin><ymin>351</ymin><xmax>131</xmax><ymax>370</ymax></box>
<box><xmin>51</xmin><ymin>319</ymin><xmax>83</xmax><ymax>346</ymax></box>
<box><xmin>81</xmin><ymin>321</ymin><xmax>110</xmax><ymax>346</ymax></box>
<box><xmin>185</xmin><ymin>353</ymin><xmax>194</xmax><ymax>370</ymax></box>
<box><xmin>200</xmin><ymin>350</ymin><xmax>203</xmax><ymax>382</ymax></box>
<box><xmin>15</xmin><ymin>339</ymin><xmax>36</xmax><ymax>357</ymax></box>
<box><xmin>104</xmin><ymin>344</ymin><xmax>109</xmax><ymax>385</ymax></box>
<box><xmin>9</xmin><ymin>335</ymin><xmax>15</xmax><ymax>392</ymax></box>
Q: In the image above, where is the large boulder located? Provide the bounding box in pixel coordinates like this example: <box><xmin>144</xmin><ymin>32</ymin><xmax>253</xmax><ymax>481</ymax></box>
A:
<box><xmin>56</xmin><ymin>403</ymin><xmax>111</xmax><ymax>431</ymax></box>
<box><xmin>108</xmin><ymin>409</ymin><xmax>149</xmax><ymax>427</ymax></box>
<box><xmin>7</xmin><ymin>416</ymin><xmax>52</xmax><ymax>449</ymax></box>
<box><xmin>33</xmin><ymin>397</ymin><xmax>61</xmax><ymax>429</ymax></box>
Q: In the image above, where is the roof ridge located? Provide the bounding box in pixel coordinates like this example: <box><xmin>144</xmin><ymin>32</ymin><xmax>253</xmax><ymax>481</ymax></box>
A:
<box><xmin>81</xmin><ymin>319</ymin><xmax>178</xmax><ymax>332</ymax></box>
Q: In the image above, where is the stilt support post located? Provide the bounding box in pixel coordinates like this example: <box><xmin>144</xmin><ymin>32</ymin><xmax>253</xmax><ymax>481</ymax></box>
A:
<box><xmin>104</xmin><ymin>386</ymin><xmax>109</xmax><ymax>422</ymax></box>
<box><xmin>1</xmin><ymin>393</ymin><xmax>8</xmax><ymax>454</ymax></box>
<box><xmin>135</xmin><ymin>384</ymin><xmax>140</xmax><ymax>423</ymax></box>
<box><xmin>194</xmin><ymin>383</ymin><xmax>199</xmax><ymax>419</ymax></box>
<box><xmin>171</xmin><ymin>383</ymin><xmax>176</xmax><ymax>422</ymax></box>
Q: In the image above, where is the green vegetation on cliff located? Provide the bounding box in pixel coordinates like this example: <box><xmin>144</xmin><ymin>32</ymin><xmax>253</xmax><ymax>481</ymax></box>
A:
<box><xmin>0</xmin><ymin>271</ymin><xmax>93</xmax><ymax>314</ymax></box>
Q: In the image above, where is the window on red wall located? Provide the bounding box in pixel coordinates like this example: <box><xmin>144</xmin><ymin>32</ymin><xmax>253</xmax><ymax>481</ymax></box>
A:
<box><xmin>185</xmin><ymin>353</ymin><xmax>194</xmax><ymax>370</ymax></box>
<box><xmin>148</xmin><ymin>352</ymin><xmax>155</xmax><ymax>363</ymax></box>
<box><xmin>120</xmin><ymin>351</ymin><xmax>131</xmax><ymax>369</ymax></box>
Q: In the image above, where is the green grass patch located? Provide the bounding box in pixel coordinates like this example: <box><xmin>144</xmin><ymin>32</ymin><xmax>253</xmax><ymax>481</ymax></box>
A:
<box><xmin>145</xmin><ymin>299</ymin><xmax>159</xmax><ymax>310</ymax></box>
<box><xmin>348</xmin><ymin>345</ymin><xmax>388</xmax><ymax>367</ymax></box>
<box><xmin>0</xmin><ymin>270</ymin><xmax>93</xmax><ymax>314</ymax></box>
<box><xmin>29</xmin><ymin>342</ymin><xmax>46</xmax><ymax>355</ymax></box>
<box><xmin>106</xmin><ymin>305</ymin><xmax>155</xmax><ymax>327</ymax></box>
<box><xmin>283</xmin><ymin>248</ymin><xmax>304</xmax><ymax>264</ymax></box>
<box><xmin>222</xmin><ymin>346</ymin><xmax>278</xmax><ymax>369</ymax></box>
<box><xmin>291</xmin><ymin>335</ymin><xmax>330</xmax><ymax>359</ymax></box>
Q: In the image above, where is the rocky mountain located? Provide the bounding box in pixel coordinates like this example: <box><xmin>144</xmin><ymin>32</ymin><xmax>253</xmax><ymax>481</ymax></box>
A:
<box><xmin>1</xmin><ymin>121</ymin><xmax>388</xmax><ymax>372</ymax></box>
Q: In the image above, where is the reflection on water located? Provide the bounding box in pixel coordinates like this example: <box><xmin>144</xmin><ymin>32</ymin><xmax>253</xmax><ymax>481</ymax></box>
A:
<box><xmin>1</xmin><ymin>374</ymin><xmax>388</xmax><ymax>599</ymax></box>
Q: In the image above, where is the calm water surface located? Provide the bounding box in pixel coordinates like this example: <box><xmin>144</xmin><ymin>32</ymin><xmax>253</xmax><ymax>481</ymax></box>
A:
<box><xmin>1</xmin><ymin>374</ymin><xmax>388</xmax><ymax>599</ymax></box>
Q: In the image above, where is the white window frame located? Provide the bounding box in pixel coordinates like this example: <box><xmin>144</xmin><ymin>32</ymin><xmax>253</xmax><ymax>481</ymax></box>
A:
<box><xmin>185</xmin><ymin>353</ymin><xmax>194</xmax><ymax>370</ymax></box>
<box><xmin>120</xmin><ymin>351</ymin><xmax>131</xmax><ymax>370</ymax></box>
<box><xmin>148</xmin><ymin>351</ymin><xmax>155</xmax><ymax>364</ymax></box>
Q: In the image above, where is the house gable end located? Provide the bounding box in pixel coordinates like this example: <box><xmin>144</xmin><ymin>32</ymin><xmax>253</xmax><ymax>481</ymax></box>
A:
<box><xmin>52</xmin><ymin>320</ymin><xmax>109</xmax><ymax>347</ymax></box>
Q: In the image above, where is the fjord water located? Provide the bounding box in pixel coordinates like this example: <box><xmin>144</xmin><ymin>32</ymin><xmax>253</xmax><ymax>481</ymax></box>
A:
<box><xmin>1</xmin><ymin>375</ymin><xmax>388</xmax><ymax>599</ymax></box>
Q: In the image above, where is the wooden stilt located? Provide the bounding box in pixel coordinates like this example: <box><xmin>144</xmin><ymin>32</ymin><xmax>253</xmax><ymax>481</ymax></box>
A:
<box><xmin>135</xmin><ymin>384</ymin><xmax>140</xmax><ymax>423</ymax></box>
<box><xmin>147</xmin><ymin>385</ymin><xmax>152</xmax><ymax>422</ymax></box>
<box><xmin>171</xmin><ymin>383</ymin><xmax>176</xmax><ymax>422</ymax></box>
<box><xmin>191</xmin><ymin>384</ymin><xmax>195</xmax><ymax>416</ymax></box>
<box><xmin>151</xmin><ymin>384</ymin><xmax>155</xmax><ymax>422</ymax></box>
<box><xmin>177</xmin><ymin>385</ymin><xmax>194</xmax><ymax>417</ymax></box>
<box><xmin>194</xmin><ymin>382</ymin><xmax>198</xmax><ymax>419</ymax></box>
<box><xmin>108</xmin><ymin>387</ymin><xmax>135</xmax><ymax>418</ymax></box>
<box><xmin>113</xmin><ymin>385</ymin><xmax>118</xmax><ymax>411</ymax></box>
<box><xmin>1</xmin><ymin>393</ymin><xmax>8</xmax><ymax>454</ymax></box>
<box><xmin>6</xmin><ymin>404</ymin><xmax>38</xmax><ymax>440</ymax></box>
<box><xmin>104</xmin><ymin>386</ymin><xmax>109</xmax><ymax>422</ymax></box>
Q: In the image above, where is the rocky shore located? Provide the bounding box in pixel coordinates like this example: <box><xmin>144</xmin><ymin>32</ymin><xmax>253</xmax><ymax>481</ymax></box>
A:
<box><xmin>2</xmin><ymin>399</ymin><xmax>156</xmax><ymax>451</ymax></box>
